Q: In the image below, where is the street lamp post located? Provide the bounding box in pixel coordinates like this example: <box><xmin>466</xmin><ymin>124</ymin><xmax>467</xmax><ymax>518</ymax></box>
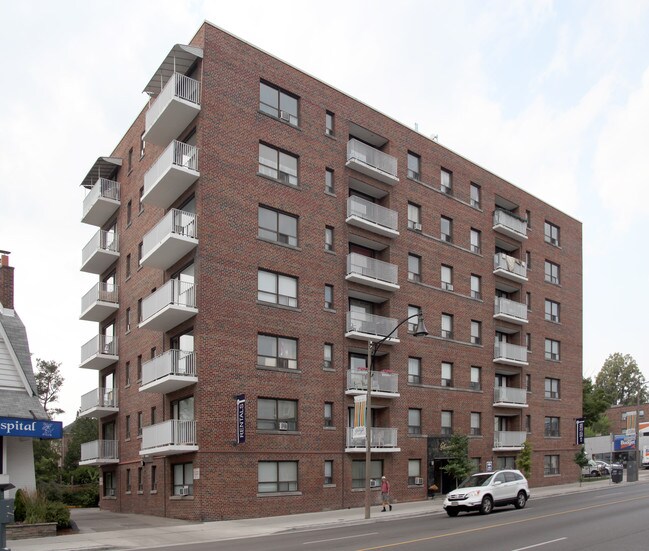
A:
<box><xmin>363</xmin><ymin>312</ymin><xmax>428</xmax><ymax>519</ymax></box>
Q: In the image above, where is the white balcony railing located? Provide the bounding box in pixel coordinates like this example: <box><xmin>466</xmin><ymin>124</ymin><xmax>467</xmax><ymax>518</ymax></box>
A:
<box><xmin>494</xmin><ymin>297</ymin><xmax>528</xmax><ymax>323</ymax></box>
<box><xmin>346</xmin><ymin>369</ymin><xmax>399</xmax><ymax>394</ymax></box>
<box><xmin>346</xmin><ymin>196</ymin><xmax>399</xmax><ymax>236</ymax></box>
<box><xmin>80</xmin><ymin>440</ymin><xmax>118</xmax><ymax>463</ymax></box>
<box><xmin>141</xmin><ymin>209</ymin><xmax>198</xmax><ymax>269</ymax></box>
<box><xmin>493</xmin><ymin>210</ymin><xmax>528</xmax><ymax>239</ymax></box>
<box><xmin>346</xmin><ymin>139</ymin><xmax>398</xmax><ymax>184</ymax></box>
<box><xmin>141</xmin><ymin>280</ymin><xmax>197</xmax><ymax>323</ymax></box>
<box><xmin>494</xmin><ymin>342</ymin><xmax>528</xmax><ymax>364</ymax></box>
<box><xmin>81</xmin><ymin>282</ymin><xmax>118</xmax><ymax>313</ymax></box>
<box><xmin>141</xmin><ymin>419</ymin><xmax>197</xmax><ymax>452</ymax></box>
<box><xmin>142</xmin><ymin>140</ymin><xmax>199</xmax><ymax>208</ymax></box>
<box><xmin>346</xmin><ymin>312</ymin><xmax>399</xmax><ymax>342</ymax></box>
<box><xmin>81</xmin><ymin>230</ymin><xmax>119</xmax><ymax>273</ymax></box>
<box><xmin>493</xmin><ymin>431</ymin><xmax>527</xmax><ymax>449</ymax></box>
<box><xmin>80</xmin><ymin>335</ymin><xmax>118</xmax><ymax>365</ymax></box>
<box><xmin>346</xmin><ymin>253</ymin><xmax>399</xmax><ymax>290</ymax></box>
<box><xmin>82</xmin><ymin>178</ymin><xmax>120</xmax><ymax>226</ymax></box>
<box><xmin>142</xmin><ymin>349</ymin><xmax>196</xmax><ymax>386</ymax></box>
<box><xmin>493</xmin><ymin>253</ymin><xmax>527</xmax><ymax>279</ymax></box>
<box><xmin>80</xmin><ymin>387</ymin><xmax>118</xmax><ymax>413</ymax></box>
<box><xmin>345</xmin><ymin>427</ymin><xmax>398</xmax><ymax>449</ymax></box>
<box><xmin>494</xmin><ymin>387</ymin><xmax>527</xmax><ymax>406</ymax></box>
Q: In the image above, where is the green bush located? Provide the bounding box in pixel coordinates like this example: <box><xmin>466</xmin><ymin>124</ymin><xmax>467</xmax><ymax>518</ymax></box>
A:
<box><xmin>45</xmin><ymin>501</ymin><xmax>71</xmax><ymax>529</ymax></box>
<box><xmin>17</xmin><ymin>489</ymin><xmax>71</xmax><ymax>529</ymax></box>
<box><xmin>36</xmin><ymin>480</ymin><xmax>63</xmax><ymax>503</ymax></box>
<box><xmin>13</xmin><ymin>489</ymin><xmax>26</xmax><ymax>522</ymax></box>
<box><xmin>62</xmin><ymin>485</ymin><xmax>99</xmax><ymax>507</ymax></box>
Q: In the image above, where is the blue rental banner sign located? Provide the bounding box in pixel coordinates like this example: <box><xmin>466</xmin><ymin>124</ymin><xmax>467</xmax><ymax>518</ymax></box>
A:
<box><xmin>614</xmin><ymin>434</ymin><xmax>636</xmax><ymax>451</ymax></box>
<box><xmin>0</xmin><ymin>418</ymin><xmax>62</xmax><ymax>439</ymax></box>
<box><xmin>236</xmin><ymin>395</ymin><xmax>245</xmax><ymax>444</ymax></box>
<box><xmin>576</xmin><ymin>418</ymin><xmax>585</xmax><ymax>445</ymax></box>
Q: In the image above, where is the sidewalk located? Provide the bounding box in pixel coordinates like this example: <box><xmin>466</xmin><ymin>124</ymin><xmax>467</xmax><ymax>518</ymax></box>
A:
<box><xmin>9</xmin><ymin>474</ymin><xmax>648</xmax><ymax>551</ymax></box>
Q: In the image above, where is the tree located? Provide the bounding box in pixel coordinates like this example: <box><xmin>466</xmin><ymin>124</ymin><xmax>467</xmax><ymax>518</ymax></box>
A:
<box><xmin>516</xmin><ymin>440</ymin><xmax>532</xmax><ymax>479</ymax></box>
<box><xmin>33</xmin><ymin>439</ymin><xmax>60</xmax><ymax>484</ymax></box>
<box><xmin>63</xmin><ymin>416</ymin><xmax>98</xmax><ymax>473</ymax></box>
<box><xmin>594</xmin><ymin>353</ymin><xmax>646</xmax><ymax>406</ymax></box>
<box><xmin>574</xmin><ymin>445</ymin><xmax>589</xmax><ymax>485</ymax></box>
<box><xmin>35</xmin><ymin>359</ymin><xmax>64</xmax><ymax>418</ymax></box>
<box><xmin>441</xmin><ymin>434</ymin><xmax>474</xmax><ymax>488</ymax></box>
<box><xmin>583</xmin><ymin>377</ymin><xmax>612</xmax><ymax>435</ymax></box>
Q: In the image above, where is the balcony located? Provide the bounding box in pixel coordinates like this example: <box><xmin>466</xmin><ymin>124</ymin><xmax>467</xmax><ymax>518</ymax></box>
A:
<box><xmin>345</xmin><ymin>312</ymin><xmax>399</xmax><ymax>344</ymax></box>
<box><xmin>493</xmin><ymin>342</ymin><xmax>528</xmax><ymax>366</ymax></box>
<box><xmin>493</xmin><ymin>297</ymin><xmax>528</xmax><ymax>325</ymax></box>
<box><xmin>139</xmin><ymin>280</ymin><xmax>197</xmax><ymax>332</ymax></box>
<box><xmin>346</xmin><ymin>196</ymin><xmax>399</xmax><ymax>238</ymax></box>
<box><xmin>79</xmin><ymin>440</ymin><xmax>119</xmax><ymax>466</ymax></box>
<box><xmin>346</xmin><ymin>253</ymin><xmax>399</xmax><ymax>291</ymax></box>
<box><xmin>493</xmin><ymin>253</ymin><xmax>527</xmax><ymax>283</ymax></box>
<box><xmin>140</xmin><ymin>350</ymin><xmax>197</xmax><ymax>393</ymax></box>
<box><xmin>493</xmin><ymin>431</ymin><xmax>527</xmax><ymax>451</ymax></box>
<box><xmin>140</xmin><ymin>419</ymin><xmax>198</xmax><ymax>456</ymax></box>
<box><xmin>346</xmin><ymin>139</ymin><xmax>399</xmax><ymax>185</ymax></box>
<box><xmin>144</xmin><ymin>72</ymin><xmax>201</xmax><ymax>146</ymax></box>
<box><xmin>81</xmin><ymin>230</ymin><xmax>119</xmax><ymax>274</ymax></box>
<box><xmin>80</xmin><ymin>282</ymin><xmax>118</xmax><ymax>322</ymax></box>
<box><xmin>140</xmin><ymin>209</ymin><xmax>198</xmax><ymax>271</ymax></box>
<box><xmin>493</xmin><ymin>387</ymin><xmax>528</xmax><ymax>408</ymax></box>
<box><xmin>78</xmin><ymin>387</ymin><xmax>118</xmax><ymax>419</ymax></box>
<box><xmin>345</xmin><ymin>369</ymin><xmax>399</xmax><ymax>398</ymax></box>
<box><xmin>81</xmin><ymin>178</ymin><xmax>120</xmax><ymax>227</ymax></box>
<box><xmin>345</xmin><ymin>427</ymin><xmax>400</xmax><ymax>453</ymax></box>
<box><xmin>80</xmin><ymin>335</ymin><xmax>118</xmax><ymax>370</ymax></box>
<box><xmin>493</xmin><ymin>210</ymin><xmax>528</xmax><ymax>241</ymax></box>
<box><xmin>142</xmin><ymin>140</ymin><xmax>199</xmax><ymax>209</ymax></box>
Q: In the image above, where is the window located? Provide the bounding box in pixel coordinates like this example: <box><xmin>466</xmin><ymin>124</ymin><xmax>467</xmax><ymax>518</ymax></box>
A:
<box><xmin>151</xmin><ymin>406</ymin><xmax>157</xmax><ymax>425</ymax></box>
<box><xmin>257</xmin><ymin>334</ymin><xmax>298</xmax><ymax>370</ymax></box>
<box><xmin>324</xmin><ymin>402</ymin><xmax>333</xmax><ymax>427</ymax></box>
<box><xmin>352</xmin><ymin>459</ymin><xmax>383</xmax><ymax>489</ymax></box>
<box><xmin>470</xmin><ymin>366</ymin><xmax>481</xmax><ymax>390</ymax></box>
<box><xmin>545</xmin><ymin>299</ymin><xmax>560</xmax><ymax>322</ymax></box>
<box><xmin>325</xmin><ymin>226</ymin><xmax>334</xmax><ymax>251</ymax></box>
<box><xmin>323</xmin><ymin>343</ymin><xmax>333</xmax><ymax>370</ymax></box>
<box><xmin>526</xmin><ymin>209</ymin><xmax>531</xmax><ymax>228</ymax></box>
<box><xmin>470</xmin><ymin>183</ymin><xmax>481</xmax><ymax>208</ymax></box>
<box><xmin>258</xmin><ymin>270</ymin><xmax>298</xmax><ymax>307</ymax></box>
<box><xmin>258</xmin><ymin>143</ymin><xmax>298</xmax><ymax>185</ymax></box>
<box><xmin>324</xmin><ymin>460</ymin><xmax>333</xmax><ymax>484</ymax></box>
<box><xmin>407</xmin><ymin>203</ymin><xmax>421</xmax><ymax>231</ymax></box>
<box><xmin>471</xmin><ymin>320</ymin><xmax>482</xmax><ymax>345</ymax></box>
<box><xmin>525</xmin><ymin>414</ymin><xmax>531</xmax><ymax>433</ymax></box>
<box><xmin>441</xmin><ymin>265</ymin><xmax>453</xmax><ymax>291</ymax></box>
<box><xmin>470</xmin><ymin>412</ymin><xmax>481</xmax><ymax>436</ymax></box>
<box><xmin>471</xmin><ymin>275</ymin><xmax>482</xmax><ymax>300</ymax></box>
<box><xmin>125</xmin><ymin>415</ymin><xmax>131</xmax><ymax>439</ymax></box>
<box><xmin>259</xmin><ymin>81</ymin><xmax>299</xmax><ymax>125</ymax></box>
<box><xmin>441</xmin><ymin>411</ymin><xmax>453</xmax><ymax>436</ymax></box>
<box><xmin>526</xmin><ymin>373</ymin><xmax>532</xmax><ymax>392</ymax></box>
<box><xmin>140</xmin><ymin>132</ymin><xmax>146</xmax><ymax>159</ymax></box>
<box><xmin>258</xmin><ymin>206</ymin><xmax>298</xmax><ymax>246</ymax></box>
<box><xmin>258</xmin><ymin>398</ymin><xmax>298</xmax><ymax>431</ymax></box>
<box><xmin>128</xmin><ymin>148</ymin><xmax>133</xmax><ymax>172</ymax></box>
<box><xmin>408</xmin><ymin>459</ymin><xmax>422</xmax><ymax>485</ymax></box>
<box><xmin>104</xmin><ymin>472</ymin><xmax>116</xmax><ymax>497</ymax></box>
<box><xmin>441</xmin><ymin>313</ymin><xmax>453</xmax><ymax>339</ymax></box>
<box><xmin>441</xmin><ymin>362</ymin><xmax>453</xmax><ymax>387</ymax></box>
<box><xmin>126</xmin><ymin>253</ymin><xmax>131</xmax><ymax>278</ymax></box>
<box><xmin>126</xmin><ymin>200</ymin><xmax>132</xmax><ymax>226</ymax></box>
<box><xmin>137</xmin><ymin>242</ymin><xmax>143</xmax><ymax>264</ymax></box>
<box><xmin>125</xmin><ymin>361</ymin><xmax>130</xmax><ymax>386</ymax></box>
<box><xmin>151</xmin><ymin>465</ymin><xmax>157</xmax><ymax>492</ymax></box>
<box><xmin>545</xmin><ymin>338</ymin><xmax>560</xmax><ymax>361</ymax></box>
<box><xmin>470</xmin><ymin>229</ymin><xmax>481</xmax><ymax>254</ymax></box>
<box><xmin>173</xmin><ymin>462</ymin><xmax>194</xmax><ymax>495</ymax></box>
<box><xmin>325</xmin><ymin>111</ymin><xmax>334</xmax><ymax>136</ymax></box>
<box><xmin>544</xmin><ymin>221</ymin><xmax>560</xmax><ymax>246</ymax></box>
<box><xmin>258</xmin><ymin>461</ymin><xmax>298</xmax><ymax>493</ymax></box>
<box><xmin>408</xmin><ymin>254</ymin><xmax>421</xmax><ymax>282</ymax></box>
<box><xmin>138</xmin><ymin>186</ymin><xmax>144</xmax><ymax>213</ymax></box>
<box><xmin>526</xmin><ymin>250</ymin><xmax>532</xmax><ymax>269</ymax></box>
<box><xmin>408</xmin><ymin>305</ymin><xmax>422</xmax><ymax>332</ymax></box>
<box><xmin>440</xmin><ymin>168</ymin><xmax>452</xmax><ymax>194</ymax></box>
<box><xmin>544</xmin><ymin>416</ymin><xmax>560</xmax><ymax>437</ymax></box>
<box><xmin>324</xmin><ymin>284</ymin><xmax>334</xmax><ymax>309</ymax></box>
<box><xmin>137</xmin><ymin>298</ymin><xmax>142</xmax><ymax>322</ymax></box>
<box><xmin>496</xmin><ymin>456</ymin><xmax>516</xmax><ymax>470</ymax></box>
<box><xmin>325</xmin><ymin>168</ymin><xmax>334</xmax><ymax>193</ymax></box>
<box><xmin>544</xmin><ymin>260</ymin><xmax>560</xmax><ymax>285</ymax></box>
<box><xmin>408</xmin><ymin>408</ymin><xmax>422</xmax><ymax>435</ymax></box>
<box><xmin>526</xmin><ymin>292</ymin><xmax>532</xmax><ymax>311</ymax></box>
<box><xmin>544</xmin><ymin>455</ymin><xmax>560</xmax><ymax>475</ymax></box>
<box><xmin>440</xmin><ymin>216</ymin><xmax>453</xmax><ymax>242</ymax></box>
<box><xmin>125</xmin><ymin>308</ymin><xmax>131</xmax><ymax>333</ymax></box>
<box><xmin>408</xmin><ymin>357</ymin><xmax>422</xmax><ymax>384</ymax></box>
<box><xmin>545</xmin><ymin>378</ymin><xmax>560</xmax><ymax>399</ymax></box>
<box><xmin>126</xmin><ymin>468</ymin><xmax>131</xmax><ymax>492</ymax></box>
<box><xmin>138</xmin><ymin>467</ymin><xmax>143</xmax><ymax>492</ymax></box>
<box><xmin>137</xmin><ymin>411</ymin><xmax>143</xmax><ymax>436</ymax></box>
<box><xmin>407</xmin><ymin>152</ymin><xmax>421</xmax><ymax>180</ymax></box>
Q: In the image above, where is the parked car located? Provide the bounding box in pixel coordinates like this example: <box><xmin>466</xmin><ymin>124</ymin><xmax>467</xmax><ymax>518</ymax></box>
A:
<box><xmin>582</xmin><ymin>459</ymin><xmax>604</xmax><ymax>477</ymax></box>
<box><xmin>595</xmin><ymin>460</ymin><xmax>622</xmax><ymax>475</ymax></box>
<box><xmin>443</xmin><ymin>470</ymin><xmax>530</xmax><ymax>517</ymax></box>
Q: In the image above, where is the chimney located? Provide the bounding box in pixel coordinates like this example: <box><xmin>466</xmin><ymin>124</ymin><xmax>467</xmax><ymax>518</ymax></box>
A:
<box><xmin>0</xmin><ymin>252</ymin><xmax>14</xmax><ymax>310</ymax></box>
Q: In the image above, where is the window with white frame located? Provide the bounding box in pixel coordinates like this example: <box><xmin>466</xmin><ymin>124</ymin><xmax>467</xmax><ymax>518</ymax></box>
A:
<box><xmin>408</xmin><ymin>305</ymin><xmax>422</xmax><ymax>332</ymax></box>
<box><xmin>408</xmin><ymin>459</ymin><xmax>422</xmax><ymax>485</ymax></box>
<box><xmin>258</xmin><ymin>461</ymin><xmax>298</xmax><ymax>493</ymax></box>
<box><xmin>470</xmin><ymin>182</ymin><xmax>481</xmax><ymax>208</ymax></box>
<box><xmin>325</xmin><ymin>168</ymin><xmax>334</xmax><ymax>193</ymax></box>
<box><xmin>257</xmin><ymin>398</ymin><xmax>298</xmax><ymax>431</ymax></box>
<box><xmin>259</xmin><ymin>82</ymin><xmax>299</xmax><ymax>125</ymax></box>
<box><xmin>441</xmin><ymin>362</ymin><xmax>453</xmax><ymax>387</ymax></box>
<box><xmin>408</xmin><ymin>408</ymin><xmax>422</xmax><ymax>435</ymax></box>
<box><xmin>323</xmin><ymin>343</ymin><xmax>333</xmax><ymax>370</ymax></box>
<box><xmin>545</xmin><ymin>338</ymin><xmax>560</xmax><ymax>361</ymax></box>
<box><xmin>544</xmin><ymin>260</ymin><xmax>560</xmax><ymax>285</ymax></box>
<box><xmin>470</xmin><ymin>412</ymin><xmax>481</xmax><ymax>436</ymax></box>
<box><xmin>408</xmin><ymin>202</ymin><xmax>422</xmax><ymax>230</ymax></box>
<box><xmin>544</xmin><ymin>455</ymin><xmax>560</xmax><ymax>475</ymax></box>
<box><xmin>441</xmin><ymin>411</ymin><xmax>453</xmax><ymax>435</ymax></box>
<box><xmin>258</xmin><ymin>270</ymin><xmax>297</xmax><ymax>307</ymax></box>
<box><xmin>441</xmin><ymin>313</ymin><xmax>453</xmax><ymax>339</ymax></box>
<box><xmin>470</xmin><ymin>229</ymin><xmax>481</xmax><ymax>253</ymax></box>
<box><xmin>471</xmin><ymin>320</ymin><xmax>482</xmax><ymax>345</ymax></box>
<box><xmin>324</xmin><ymin>460</ymin><xmax>333</xmax><ymax>484</ymax></box>
<box><xmin>544</xmin><ymin>416</ymin><xmax>560</xmax><ymax>437</ymax></box>
<box><xmin>545</xmin><ymin>378</ymin><xmax>560</xmax><ymax>399</ymax></box>
<box><xmin>471</xmin><ymin>274</ymin><xmax>482</xmax><ymax>299</ymax></box>
<box><xmin>545</xmin><ymin>299</ymin><xmax>560</xmax><ymax>322</ymax></box>
<box><xmin>258</xmin><ymin>206</ymin><xmax>298</xmax><ymax>246</ymax></box>
<box><xmin>172</xmin><ymin>462</ymin><xmax>193</xmax><ymax>496</ymax></box>
<box><xmin>440</xmin><ymin>216</ymin><xmax>453</xmax><ymax>242</ymax></box>
<box><xmin>257</xmin><ymin>334</ymin><xmax>298</xmax><ymax>370</ymax></box>
<box><xmin>440</xmin><ymin>168</ymin><xmax>453</xmax><ymax>194</ymax></box>
<box><xmin>470</xmin><ymin>366</ymin><xmax>481</xmax><ymax>390</ymax></box>
<box><xmin>258</xmin><ymin>143</ymin><xmax>298</xmax><ymax>185</ymax></box>
<box><xmin>441</xmin><ymin>265</ymin><xmax>453</xmax><ymax>291</ymax></box>
<box><xmin>544</xmin><ymin>221</ymin><xmax>560</xmax><ymax>246</ymax></box>
<box><xmin>324</xmin><ymin>284</ymin><xmax>334</xmax><ymax>309</ymax></box>
<box><xmin>324</xmin><ymin>402</ymin><xmax>333</xmax><ymax>427</ymax></box>
<box><xmin>325</xmin><ymin>226</ymin><xmax>334</xmax><ymax>251</ymax></box>
<box><xmin>325</xmin><ymin>111</ymin><xmax>334</xmax><ymax>136</ymax></box>
<box><xmin>408</xmin><ymin>254</ymin><xmax>421</xmax><ymax>282</ymax></box>
<box><xmin>408</xmin><ymin>357</ymin><xmax>422</xmax><ymax>384</ymax></box>
<box><xmin>407</xmin><ymin>152</ymin><xmax>421</xmax><ymax>180</ymax></box>
<box><xmin>351</xmin><ymin>459</ymin><xmax>383</xmax><ymax>489</ymax></box>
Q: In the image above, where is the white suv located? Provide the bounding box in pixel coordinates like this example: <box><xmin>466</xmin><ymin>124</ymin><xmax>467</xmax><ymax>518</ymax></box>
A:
<box><xmin>443</xmin><ymin>469</ymin><xmax>530</xmax><ymax>517</ymax></box>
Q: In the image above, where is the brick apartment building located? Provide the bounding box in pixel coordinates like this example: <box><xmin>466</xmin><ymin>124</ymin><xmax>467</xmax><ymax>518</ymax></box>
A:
<box><xmin>77</xmin><ymin>21</ymin><xmax>583</xmax><ymax>520</ymax></box>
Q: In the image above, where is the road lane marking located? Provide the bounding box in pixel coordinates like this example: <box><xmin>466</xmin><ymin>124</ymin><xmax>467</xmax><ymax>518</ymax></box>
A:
<box><xmin>304</xmin><ymin>532</ymin><xmax>379</xmax><ymax>545</ymax></box>
<box><xmin>356</xmin><ymin>494</ymin><xmax>649</xmax><ymax>550</ymax></box>
<box><xmin>512</xmin><ymin>537</ymin><xmax>567</xmax><ymax>550</ymax></box>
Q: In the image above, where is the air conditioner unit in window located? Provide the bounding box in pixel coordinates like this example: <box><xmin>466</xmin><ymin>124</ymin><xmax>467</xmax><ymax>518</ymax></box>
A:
<box><xmin>278</xmin><ymin>233</ymin><xmax>290</xmax><ymax>244</ymax></box>
<box><xmin>279</xmin><ymin>110</ymin><xmax>292</xmax><ymax>122</ymax></box>
<box><xmin>178</xmin><ymin>486</ymin><xmax>190</xmax><ymax>496</ymax></box>
<box><xmin>370</xmin><ymin>479</ymin><xmax>381</xmax><ymax>488</ymax></box>
<box><xmin>278</xmin><ymin>171</ymin><xmax>292</xmax><ymax>184</ymax></box>
<box><xmin>278</xmin><ymin>358</ymin><xmax>290</xmax><ymax>369</ymax></box>
<box><xmin>278</xmin><ymin>422</ymin><xmax>289</xmax><ymax>431</ymax></box>
<box><xmin>325</xmin><ymin>128</ymin><xmax>334</xmax><ymax>136</ymax></box>
<box><xmin>413</xmin><ymin>222</ymin><xmax>422</xmax><ymax>231</ymax></box>
<box><xmin>107</xmin><ymin>488</ymin><xmax>115</xmax><ymax>497</ymax></box>
<box><xmin>414</xmin><ymin>477</ymin><xmax>424</xmax><ymax>485</ymax></box>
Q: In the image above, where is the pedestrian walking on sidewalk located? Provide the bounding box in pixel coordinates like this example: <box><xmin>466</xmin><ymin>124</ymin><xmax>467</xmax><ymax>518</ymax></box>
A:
<box><xmin>381</xmin><ymin>476</ymin><xmax>392</xmax><ymax>511</ymax></box>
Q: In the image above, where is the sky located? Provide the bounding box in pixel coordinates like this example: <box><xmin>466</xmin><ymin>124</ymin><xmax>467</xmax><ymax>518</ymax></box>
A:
<box><xmin>1</xmin><ymin>0</ymin><xmax>648</xmax><ymax>426</ymax></box>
